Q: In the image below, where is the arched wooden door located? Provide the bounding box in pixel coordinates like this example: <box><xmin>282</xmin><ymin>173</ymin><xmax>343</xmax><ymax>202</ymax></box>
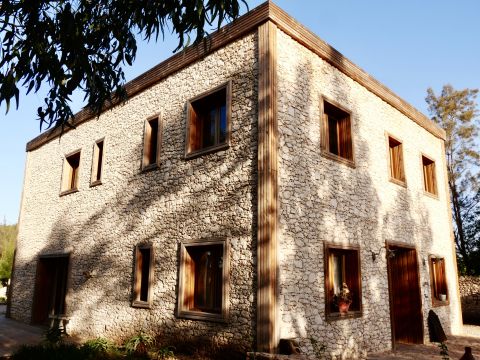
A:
<box><xmin>387</xmin><ymin>244</ymin><xmax>424</xmax><ymax>344</ymax></box>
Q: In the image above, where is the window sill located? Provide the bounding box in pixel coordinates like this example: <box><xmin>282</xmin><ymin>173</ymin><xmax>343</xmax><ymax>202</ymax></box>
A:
<box><xmin>177</xmin><ymin>309</ymin><xmax>227</xmax><ymax>323</ymax></box>
<box><xmin>431</xmin><ymin>299</ymin><xmax>449</xmax><ymax>308</ymax></box>
<box><xmin>141</xmin><ymin>163</ymin><xmax>159</xmax><ymax>173</ymax></box>
<box><xmin>389</xmin><ymin>177</ymin><xmax>407</xmax><ymax>188</ymax></box>
<box><xmin>131</xmin><ymin>300</ymin><xmax>152</xmax><ymax>309</ymax></box>
<box><xmin>185</xmin><ymin>143</ymin><xmax>229</xmax><ymax>160</ymax></box>
<box><xmin>326</xmin><ymin>310</ymin><xmax>362</xmax><ymax>322</ymax></box>
<box><xmin>90</xmin><ymin>180</ymin><xmax>102</xmax><ymax>188</ymax></box>
<box><xmin>423</xmin><ymin>190</ymin><xmax>439</xmax><ymax>200</ymax></box>
<box><xmin>60</xmin><ymin>188</ymin><xmax>79</xmax><ymax>197</ymax></box>
<box><xmin>320</xmin><ymin>150</ymin><xmax>355</xmax><ymax>168</ymax></box>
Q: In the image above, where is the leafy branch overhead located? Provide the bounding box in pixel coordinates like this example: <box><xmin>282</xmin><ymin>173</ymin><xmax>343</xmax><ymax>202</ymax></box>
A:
<box><xmin>0</xmin><ymin>0</ymin><xmax>247</xmax><ymax>130</ymax></box>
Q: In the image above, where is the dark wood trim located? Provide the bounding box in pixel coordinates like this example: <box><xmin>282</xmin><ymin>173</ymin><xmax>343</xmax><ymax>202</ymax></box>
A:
<box><xmin>257</xmin><ymin>20</ymin><xmax>278</xmax><ymax>353</ymax></box>
<box><xmin>385</xmin><ymin>240</ymin><xmax>396</xmax><ymax>352</ymax></box>
<box><xmin>440</xmin><ymin>141</ymin><xmax>463</xmax><ymax>327</ymax></box>
<box><xmin>25</xmin><ymin>2</ymin><xmax>444</xmax><ymax>153</ymax></box>
<box><xmin>59</xmin><ymin>188</ymin><xmax>79</xmax><ymax>197</ymax></box>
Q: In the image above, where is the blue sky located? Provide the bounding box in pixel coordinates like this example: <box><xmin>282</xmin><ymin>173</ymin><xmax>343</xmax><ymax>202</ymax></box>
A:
<box><xmin>1</xmin><ymin>0</ymin><xmax>479</xmax><ymax>224</ymax></box>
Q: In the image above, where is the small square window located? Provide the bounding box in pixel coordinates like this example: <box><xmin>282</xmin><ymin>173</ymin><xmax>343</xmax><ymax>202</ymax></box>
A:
<box><xmin>185</xmin><ymin>83</ymin><xmax>230</xmax><ymax>158</ymax></box>
<box><xmin>142</xmin><ymin>116</ymin><xmax>162</xmax><ymax>170</ymax></box>
<box><xmin>388</xmin><ymin>136</ymin><xmax>405</xmax><ymax>184</ymax></box>
<box><xmin>422</xmin><ymin>155</ymin><xmax>437</xmax><ymax>195</ymax></box>
<box><xmin>321</xmin><ymin>99</ymin><xmax>353</xmax><ymax>163</ymax></box>
<box><xmin>324</xmin><ymin>244</ymin><xmax>362</xmax><ymax>319</ymax></box>
<box><xmin>61</xmin><ymin>151</ymin><xmax>81</xmax><ymax>194</ymax></box>
<box><xmin>429</xmin><ymin>256</ymin><xmax>448</xmax><ymax>306</ymax></box>
<box><xmin>177</xmin><ymin>240</ymin><xmax>229</xmax><ymax>321</ymax></box>
<box><xmin>91</xmin><ymin>139</ymin><xmax>104</xmax><ymax>186</ymax></box>
<box><xmin>132</xmin><ymin>245</ymin><xmax>154</xmax><ymax>308</ymax></box>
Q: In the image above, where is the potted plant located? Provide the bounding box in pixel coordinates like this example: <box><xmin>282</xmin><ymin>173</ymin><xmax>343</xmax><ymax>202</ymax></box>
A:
<box><xmin>334</xmin><ymin>283</ymin><xmax>352</xmax><ymax>314</ymax></box>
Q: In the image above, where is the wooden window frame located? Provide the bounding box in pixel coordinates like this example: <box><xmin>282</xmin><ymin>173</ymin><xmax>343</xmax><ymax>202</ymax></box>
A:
<box><xmin>429</xmin><ymin>255</ymin><xmax>449</xmax><ymax>307</ymax></box>
<box><xmin>132</xmin><ymin>244</ymin><xmax>154</xmax><ymax>308</ymax></box>
<box><xmin>320</xmin><ymin>96</ymin><xmax>355</xmax><ymax>168</ymax></box>
<box><xmin>386</xmin><ymin>133</ymin><xmax>406</xmax><ymax>187</ymax></box>
<box><xmin>421</xmin><ymin>153</ymin><xmax>438</xmax><ymax>198</ymax></box>
<box><xmin>324</xmin><ymin>242</ymin><xmax>362</xmax><ymax>321</ymax></box>
<box><xmin>177</xmin><ymin>238</ymin><xmax>230</xmax><ymax>322</ymax></box>
<box><xmin>90</xmin><ymin>138</ymin><xmax>105</xmax><ymax>187</ymax></box>
<box><xmin>185</xmin><ymin>81</ymin><xmax>232</xmax><ymax>160</ymax></box>
<box><xmin>142</xmin><ymin>114</ymin><xmax>162</xmax><ymax>171</ymax></box>
<box><xmin>60</xmin><ymin>149</ymin><xmax>81</xmax><ymax>196</ymax></box>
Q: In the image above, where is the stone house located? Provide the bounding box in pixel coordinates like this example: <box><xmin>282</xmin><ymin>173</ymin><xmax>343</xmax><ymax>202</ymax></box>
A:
<box><xmin>9</xmin><ymin>2</ymin><xmax>461</xmax><ymax>358</ymax></box>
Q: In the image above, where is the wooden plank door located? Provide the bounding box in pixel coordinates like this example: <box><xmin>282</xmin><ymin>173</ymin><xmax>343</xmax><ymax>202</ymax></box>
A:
<box><xmin>387</xmin><ymin>245</ymin><xmax>424</xmax><ymax>344</ymax></box>
<box><xmin>31</xmin><ymin>256</ymin><xmax>69</xmax><ymax>324</ymax></box>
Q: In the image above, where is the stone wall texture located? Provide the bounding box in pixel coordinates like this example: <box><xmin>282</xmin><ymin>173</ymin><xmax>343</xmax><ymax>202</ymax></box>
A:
<box><xmin>276</xmin><ymin>28</ymin><xmax>460</xmax><ymax>359</ymax></box>
<box><xmin>11</xmin><ymin>22</ymin><xmax>461</xmax><ymax>359</ymax></box>
<box><xmin>11</xmin><ymin>33</ymin><xmax>258</xmax><ymax>348</ymax></box>
<box><xmin>459</xmin><ymin>276</ymin><xmax>480</xmax><ymax>324</ymax></box>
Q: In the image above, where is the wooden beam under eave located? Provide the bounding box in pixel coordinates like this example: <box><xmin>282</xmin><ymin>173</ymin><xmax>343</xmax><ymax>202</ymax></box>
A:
<box><xmin>257</xmin><ymin>20</ymin><xmax>278</xmax><ymax>354</ymax></box>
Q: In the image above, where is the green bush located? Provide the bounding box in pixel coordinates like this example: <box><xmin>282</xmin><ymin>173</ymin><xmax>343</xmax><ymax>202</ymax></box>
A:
<box><xmin>82</xmin><ymin>337</ymin><xmax>116</xmax><ymax>353</ymax></box>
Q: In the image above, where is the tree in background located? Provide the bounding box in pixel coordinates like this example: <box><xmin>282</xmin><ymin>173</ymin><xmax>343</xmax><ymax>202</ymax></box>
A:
<box><xmin>426</xmin><ymin>85</ymin><xmax>479</xmax><ymax>275</ymax></box>
<box><xmin>0</xmin><ymin>0</ymin><xmax>247</xmax><ymax>130</ymax></box>
<box><xmin>0</xmin><ymin>223</ymin><xmax>16</xmax><ymax>283</ymax></box>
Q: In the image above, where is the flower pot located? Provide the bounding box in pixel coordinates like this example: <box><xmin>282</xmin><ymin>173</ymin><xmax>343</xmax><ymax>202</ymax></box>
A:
<box><xmin>338</xmin><ymin>300</ymin><xmax>351</xmax><ymax>314</ymax></box>
<box><xmin>439</xmin><ymin>294</ymin><xmax>447</xmax><ymax>302</ymax></box>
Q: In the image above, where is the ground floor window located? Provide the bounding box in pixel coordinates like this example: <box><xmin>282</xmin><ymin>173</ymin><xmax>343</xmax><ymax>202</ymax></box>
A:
<box><xmin>177</xmin><ymin>239</ymin><xmax>229</xmax><ymax>321</ymax></box>
<box><xmin>132</xmin><ymin>244</ymin><xmax>154</xmax><ymax>308</ymax></box>
<box><xmin>324</xmin><ymin>243</ymin><xmax>362</xmax><ymax>319</ymax></box>
<box><xmin>429</xmin><ymin>256</ymin><xmax>448</xmax><ymax>306</ymax></box>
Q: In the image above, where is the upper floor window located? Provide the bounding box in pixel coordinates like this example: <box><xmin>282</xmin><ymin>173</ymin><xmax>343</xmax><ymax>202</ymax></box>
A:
<box><xmin>61</xmin><ymin>150</ymin><xmax>81</xmax><ymax>195</ymax></box>
<box><xmin>91</xmin><ymin>139</ymin><xmax>104</xmax><ymax>186</ymax></box>
<box><xmin>142</xmin><ymin>115</ymin><xmax>162</xmax><ymax>170</ymax></box>
<box><xmin>321</xmin><ymin>99</ymin><xmax>353</xmax><ymax>163</ymax></box>
<box><xmin>422</xmin><ymin>155</ymin><xmax>437</xmax><ymax>195</ymax></box>
<box><xmin>388</xmin><ymin>135</ymin><xmax>405</xmax><ymax>185</ymax></box>
<box><xmin>185</xmin><ymin>82</ymin><xmax>231</xmax><ymax>158</ymax></box>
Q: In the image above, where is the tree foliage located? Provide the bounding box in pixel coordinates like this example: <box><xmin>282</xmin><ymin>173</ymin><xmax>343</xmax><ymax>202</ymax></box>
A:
<box><xmin>0</xmin><ymin>0</ymin><xmax>246</xmax><ymax>130</ymax></box>
<box><xmin>0</xmin><ymin>223</ymin><xmax>16</xmax><ymax>281</ymax></box>
<box><xmin>426</xmin><ymin>84</ymin><xmax>480</xmax><ymax>275</ymax></box>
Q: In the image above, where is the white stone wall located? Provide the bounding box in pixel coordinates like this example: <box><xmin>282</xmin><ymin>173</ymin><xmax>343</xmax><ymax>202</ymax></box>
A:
<box><xmin>11</xmin><ymin>33</ymin><xmax>258</xmax><ymax>348</ymax></box>
<box><xmin>276</xmin><ymin>29</ymin><xmax>460</xmax><ymax>358</ymax></box>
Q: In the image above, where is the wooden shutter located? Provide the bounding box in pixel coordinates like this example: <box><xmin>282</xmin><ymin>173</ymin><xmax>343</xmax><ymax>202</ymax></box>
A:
<box><xmin>134</xmin><ymin>247</ymin><xmax>143</xmax><ymax>301</ymax></box>
<box><xmin>321</xmin><ymin>113</ymin><xmax>329</xmax><ymax>151</ymax></box>
<box><xmin>184</xmin><ymin>249</ymin><xmax>195</xmax><ymax>310</ymax></box>
<box><xmin>345</xmin><ymin>250</ymin><xmax>360</xmax><ymax>311</ymax></box>
<box><xmin>339</xmin><ymin>116</ymin><xmax>352</xmax><ymax>160</ymax></box>
<box><xmin>61</xmin><ymin>158</ymin><xmax>72</xmax><ymax>191</ymax></box>
<box><xmin>143</xmin><ymin>120</ymin><xmax>152</xmax><ymax>167</ymax></box>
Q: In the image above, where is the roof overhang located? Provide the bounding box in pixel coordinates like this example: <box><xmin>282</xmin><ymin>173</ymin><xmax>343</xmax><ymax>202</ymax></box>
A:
<box><xmin>26</xmin><ymin>1</ymin><xmax>445</xmax><ymax>152</ymax></box>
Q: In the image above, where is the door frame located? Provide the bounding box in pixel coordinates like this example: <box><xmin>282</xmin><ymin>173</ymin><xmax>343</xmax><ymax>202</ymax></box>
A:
<box><xmin>386</xmin><ymin>241</ymin><xmax>424</xmax><ymax>349</ymax></box>
<box><xmin>31</xmin><ymin>253</ymin><xmax>71</xmax><ymax>325</ymax></box>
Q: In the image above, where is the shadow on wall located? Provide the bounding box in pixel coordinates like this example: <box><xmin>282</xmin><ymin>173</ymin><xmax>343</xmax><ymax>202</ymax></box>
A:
<box><xmin>276</xmin><ymin>46</ymin><xmax>437</xmax><ymax>358</ymax></box>
<box><xmin>10</xmin><ymin>70</ymin><xmax>259</xmax><ymax>351</ymax></box>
